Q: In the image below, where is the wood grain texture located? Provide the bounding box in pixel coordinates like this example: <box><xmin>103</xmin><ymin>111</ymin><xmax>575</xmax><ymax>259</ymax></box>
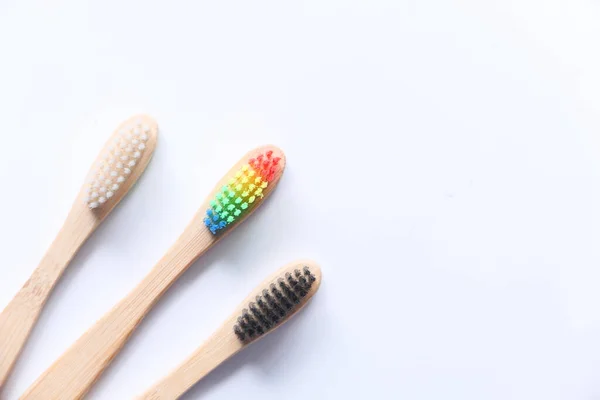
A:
<box><xmin>137</xmin><ymin>260</ymin><xmax>322</xmax><ymax>400</ymax></box>
<box><xmin>20</xmin><ymin>145</ymin><xmax>286</xmax><ymax>400</ymax></box>
<box><xmin>0</xmin><ymin>115</ymin><xmax>158</xmax><ymax>391</ymax></box>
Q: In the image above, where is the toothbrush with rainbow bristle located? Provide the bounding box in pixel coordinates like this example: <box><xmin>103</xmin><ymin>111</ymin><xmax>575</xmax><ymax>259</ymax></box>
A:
<box><xmin>20</xmin><ymin>145</ymin><xmax>286</xmax><ymax>400</ymax></box>
<box><xmin>0</xmin><ymin>115</ymin><xmax>158</xmax><ymax>390</ymax></box>
<box><xmin>138</xmin><ymin>260</ymin><xmax>322</xmax><ymax>400</ymax></box>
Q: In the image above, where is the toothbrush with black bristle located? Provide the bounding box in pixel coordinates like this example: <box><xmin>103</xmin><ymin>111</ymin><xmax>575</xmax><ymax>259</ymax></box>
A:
<box><xmin>20</xmin><ymin>145</ymin><xmax>286</xmax><ymax>400</ymax></box>
<box><xmin>138</xmin><ymin>260</ymin><xmax>322</xmax><ymax>400</ymax></box>
<box><xmin>0</xmin><ymin>115</ymin><xmax>158</xmax><ymax>390</ymax></box>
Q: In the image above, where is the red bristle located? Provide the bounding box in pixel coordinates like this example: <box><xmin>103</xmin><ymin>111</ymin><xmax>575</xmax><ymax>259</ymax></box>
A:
<box><xmin>273</xmin><ymin>157</ymin><xmax>281</xmax><ymax>165</ymax></box>
<box><xmin>263</xmin><ymin>160</ymin><xmax>270</xmax><ymax>168</ymax></box>
<box><xmin>266</xmin><ymin>150</ymin><xmax>273</xmax><ymax>158</ymax></box>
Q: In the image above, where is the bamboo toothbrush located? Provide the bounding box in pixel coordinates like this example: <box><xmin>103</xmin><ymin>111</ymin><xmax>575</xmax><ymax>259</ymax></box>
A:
<box><xmin>139</xmin><ymin>260</ymin><xmax>320</xmax><ymax>400</ymax></box>
<box><xmin>137</xmin><ymin>260</ymin><xmax>321</xmax><ymax>400</ymax></box>
<box><xmin>20</xmin><ymin>145</ymin><xmax>286</xmax><ymax>400</ymax></box>
<box><xmin>0</xmin><ymin>115</ymin><xmax>158</xmax><ymax>389</ymax></box>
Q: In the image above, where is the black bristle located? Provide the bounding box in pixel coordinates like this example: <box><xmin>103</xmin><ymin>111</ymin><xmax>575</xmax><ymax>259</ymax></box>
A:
<box><xmin>279</xmin><ymin>278</ymin><xmax>300</xmax><ymax>304</ymax></box>
<box><xmin>294</xmin><ymin>270</ymin><xmax>310</xmax><ymax>297</ymax></box>
<box><xmin>244</xmin><ymin>309</ymin><xmax>264</xmax><ymax>336</ymax></box>
<box><xmin>290</xmin><ymin>271</ymin><xmax>308</xmax><ymax>297</ymax></box>
<box><xmin>271</xmin><ymin>283</ymin><xmax>294</xmax><ymax>311</ymax></box>
<box><xmin>250</xmin><ymin>302</ymin><xmax>273</xmax><ymax>330</ymax></box>
<box><xmin>233</xmin><ymin>267</ymin><xmax>317</xmax><ymax>342</ymax></box>
<box><xmin>242</xmin><ymin>310</ymin><xmax>257</xmax><ymax>338</ymax></box>
<box><xmin>304</xmin><ymin>266</ymin><xmax>316</xmax><ymax>284</ymax></box>
<box><xmin>256</xmin><ymin>296</ymin><xmax>278</xmax><ymax>327</ymax></box>
<box><xmin>237</xmin><ymin>316</ymin><xmax>251</xmax><ymax>340</ymax></box>
<box><xmin>262</xmin><ymin>290</ymin><xmax>283</xmax><ymax>322</ymax></box>
<box><xmin>234</xmin><ymin>325</ymin><xmax>246</xmax><ymax>341</ymax></box>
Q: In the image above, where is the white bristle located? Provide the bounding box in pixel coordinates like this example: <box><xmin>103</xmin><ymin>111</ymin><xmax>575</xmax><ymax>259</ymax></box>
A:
<box><xmin>86</xmin><ymin>119</ymin><xmax>153</xmax><ymax>211</ymax></box>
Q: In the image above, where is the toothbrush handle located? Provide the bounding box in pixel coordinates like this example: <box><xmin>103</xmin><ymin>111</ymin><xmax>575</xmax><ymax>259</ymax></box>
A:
<box><xmin>0</xmin><ymin>209</ymin><xmax>95</xmax><ymax>389</ymax></box>
<box><xmin>137</xmin><ymin>330</ymin><xmax>240</xmax><ymax>400</ymax></box>
<box><xmin>20</xmin><ymin>222</ymin><xmax>214</xmax><ymax>400</ymax></box>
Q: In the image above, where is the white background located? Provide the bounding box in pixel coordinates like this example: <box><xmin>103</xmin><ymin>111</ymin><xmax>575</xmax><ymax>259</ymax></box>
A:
<box><xmin>1</xmin><ymin>0</ymin><xmax>600</xmax><ymax>399</ymax></box>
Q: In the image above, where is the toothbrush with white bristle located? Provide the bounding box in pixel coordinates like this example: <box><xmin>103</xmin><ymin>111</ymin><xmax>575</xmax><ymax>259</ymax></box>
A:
<box><xmin>0</xmin><ymin>115</ymin><xmax>158</xmax><ymax>389</ymax></box>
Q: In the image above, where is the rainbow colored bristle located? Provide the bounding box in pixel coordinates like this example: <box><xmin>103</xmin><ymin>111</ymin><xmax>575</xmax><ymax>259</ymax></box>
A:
<box><xmin>204</xmin><ymin>150</ymin><xmax>281</xmax><ymax>234</ymax></box>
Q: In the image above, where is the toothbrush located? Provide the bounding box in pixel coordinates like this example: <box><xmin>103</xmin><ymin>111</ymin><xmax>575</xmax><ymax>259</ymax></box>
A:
<box><xmin>0</xmin><ymin>115</ymin><xmax>158</xmax><ymax>389</ymax></box>
<box><xmin>138</xmin><ymin>260</ymin><xmax>321</xmax><ymax>400</ymax></box>
<box><xmin>20</xmin><ymin>145</ymin><xmax>286</xmax><ymax>400</ymax></box>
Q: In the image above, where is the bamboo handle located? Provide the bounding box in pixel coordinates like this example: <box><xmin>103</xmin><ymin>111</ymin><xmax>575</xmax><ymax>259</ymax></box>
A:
<box><xmin>0</xmin><ymin>209</ymin><xmax>96</xmax><ymax>388</ymax></box>
<box><xmin>138</xmin><ymin>329</ymin><xmax>239</xmax><ymax>400</ymax></box>
<box><xmin>19</xmin><ymin>221</ymin><xmax>214</xmax><ymax>400</ymax></box>
<box><xmin>21</xmin><ymin>145</ymin><xmax>284</xmax><ymax>399</ymax></box>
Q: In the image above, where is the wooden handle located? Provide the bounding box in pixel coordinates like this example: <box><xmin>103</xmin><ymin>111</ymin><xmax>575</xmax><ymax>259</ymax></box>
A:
<box><xmin>138</xmin><ymin>328</ymin><xmax>240</xmax><ymax>400</ymax></box>
<box><xmin>0</xmin><ymin>208</ymin><xmax>96</xmax><ymax>389</ymax></box>
<box><xmin>19</xmin><ymin>220</ymin><xmax>215</xmax><ymax>400</ymax></box>
<box><xmin>0</xmin><ymin>115</ymin><xmax>158</xmax><ymax>390</ymax></box>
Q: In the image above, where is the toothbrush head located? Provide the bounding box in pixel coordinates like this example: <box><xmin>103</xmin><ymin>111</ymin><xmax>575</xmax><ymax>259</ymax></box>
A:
<box><xmin>204</xmin><ymin>146</ymin><xmax>285</xmax><ymax>235</ymax></box>
<box><xmin>232</xmin><ymin>261</ymin><xmax>322</xmax><ymax>344</ymax></box>
<box><xmin>84</xmin><ymin>115</ymin><xmax>158</xmax><ymax>211</ymax></box>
